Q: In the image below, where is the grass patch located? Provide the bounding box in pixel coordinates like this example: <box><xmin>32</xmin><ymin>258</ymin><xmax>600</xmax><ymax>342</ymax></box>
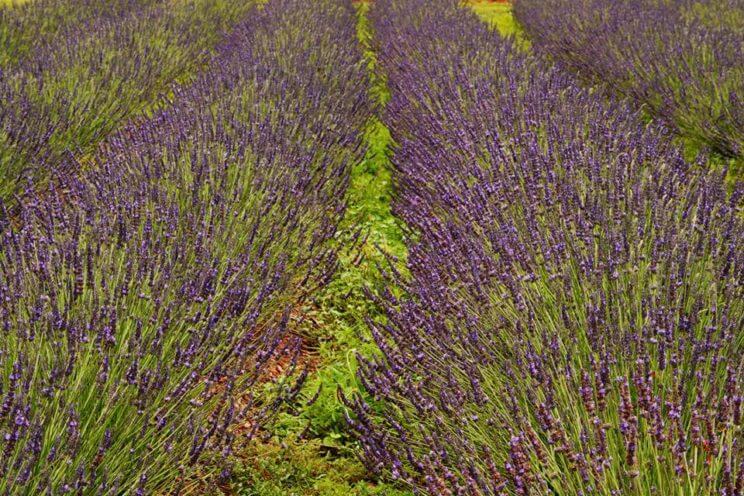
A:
<box><xmin>467</xmin><ymin>0</ymin><xmax>522</xmax><ymax>37</ymax></box>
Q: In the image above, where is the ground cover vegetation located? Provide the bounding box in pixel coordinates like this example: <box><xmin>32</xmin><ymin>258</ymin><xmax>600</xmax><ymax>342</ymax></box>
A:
<box><xmin>225</xmin><ymin>3</ymin><xmax>413</xmax><ymax>494</ymax></box>
<box><xmin>0</xmin><ymin>0</ymin><xmax>741</xmax><ymax>494</ymax></box>
<box><xmin>467</xmin><ymin>0</ymin><xmax>521</xmax><ymax>38</ymax></box>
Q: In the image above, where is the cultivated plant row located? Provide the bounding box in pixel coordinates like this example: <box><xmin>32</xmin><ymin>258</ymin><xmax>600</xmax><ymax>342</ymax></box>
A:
<box><xmin>0</xmin><ymin>0</ymin><xmax>368</xmax><ymax>493</ymax></box>
<box><xmin>513</xmin><ymin>0</ymin><xmax>744</xmax><ymax>162</ymax></box>
<box><xmin>345</xmin><ymin>0</ymin><xmax>743</xmax><ymax>494</ymax></box>
<box><xmin>0</xmin><ymin>0</ymin><xmax>254</xmax><ymax>204</ymax></box>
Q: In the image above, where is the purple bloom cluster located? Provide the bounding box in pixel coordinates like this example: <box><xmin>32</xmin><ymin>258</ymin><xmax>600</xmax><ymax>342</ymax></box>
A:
<box><xmin>0</xmin><ymin>0</ymin><xmax>368</xmax><ymax>493</ymax></box>
<box><xmin>0</xmin><ymin>0</ymin><xmax>253</xmax><ymax>204</ymax></box>
<box><xmin>513</xmin><ymin>0</ymin><xmax>744</xmax><ymax>160</ymax></box>
<box><xmin>346</xmin><ymin>0</ymin><xmax>743</xmax><ymax>494</ymax></box>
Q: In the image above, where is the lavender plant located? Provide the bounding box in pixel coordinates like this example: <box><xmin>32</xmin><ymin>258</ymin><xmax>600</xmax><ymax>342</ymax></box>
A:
<box><xmin>0</xmin><ymin>0</ymin><xmax>369</xmax><ymax>493</ymax></box>
<box><xmin>513</xmin><ymin>0</ymin><xmax>744</xmax><ymax>162</ymax></box>
<box><xmin>346</xmin><ymin>0</ymin><xmax>743</xmax><ymax>494</ymax></box>
<box><xmin>0</xmin><ymin>0</ymin><xmax>253</xmax><ymax>205</ymax></box>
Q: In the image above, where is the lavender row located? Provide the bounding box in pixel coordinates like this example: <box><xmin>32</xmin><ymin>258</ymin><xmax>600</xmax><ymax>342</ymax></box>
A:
<box><xmin>345</xmin><ymin>0</ymin><xmax>743</xmax><ymax>494</ymax></box>
<box><xmin>0</xmin><ymin>0</ymin><xmax>156</xmax><ymax>67</ymax></box>
<box><xmin>0</xmin><ymin>0</ymin><xmax>252</xmax><ymax>205</ymax></box>
<box><xmin>513</xmin><ymin>0</ymin><xmax>744</xmax><ymax>162</ymax></box>
<box><xmin>0</xmin><ymin>0</ymin><xmax>369</xmax><ymax>493</ymax></box>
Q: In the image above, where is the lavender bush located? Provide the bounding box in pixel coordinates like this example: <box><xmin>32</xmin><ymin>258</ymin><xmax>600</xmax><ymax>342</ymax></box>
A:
<box><xmin>0</xmin><ymin>0</ymin><xmax>252</xmax><ymax>204</ymax></box>
<box><xmin>0</xmin><ymin>0</ymin><xmax>369</xmax><ymax>493</ymax></box>
<box><xmin>513</xmin><ymin>0</ymin><xmax>744</xmax><ymax>162</ymax></box>
<box><xmin>345</xmin><ymin>0</ymin><xmax>743</xmax><ymax>494</ymax></box>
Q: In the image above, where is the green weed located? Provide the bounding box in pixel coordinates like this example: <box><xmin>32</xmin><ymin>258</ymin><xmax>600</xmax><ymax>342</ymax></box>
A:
<box><xmin>233</xmin><ymin>438</ymin><xmax>411</xmax><ymax>496</ymax></box>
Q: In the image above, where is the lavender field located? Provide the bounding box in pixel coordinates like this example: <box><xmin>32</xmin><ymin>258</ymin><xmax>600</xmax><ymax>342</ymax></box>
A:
<box><xmin>0</xmin><ymin>0</ymin><xmax>741</xmax><ymax>494</ymax></box>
